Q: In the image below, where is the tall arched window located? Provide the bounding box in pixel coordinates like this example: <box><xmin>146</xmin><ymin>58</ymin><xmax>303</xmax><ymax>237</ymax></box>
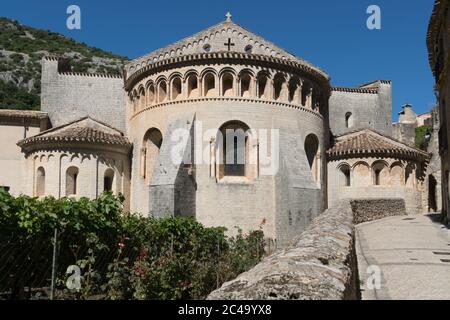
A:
<box><xmin>240</xmin><ymin>72</ymin><xmax>252</xmax><ymax>97</ymax></box>
<box><xmin>203</xmin><ymin>73</ymin><xmax>216</xmax><ymax>97</ymax></box>
<box><xmin>158</xmin><ymin>80</ymin><xmax>167</xmax><ymax>103</ymax></box>
<box><xmin>304</xmin><ymin>134</ymin><xmax>320</xmax><ymax>182</ymax></box>
<box><xmin>257</xmin><ymin>73</ymin><xmax>270</xmax><ymax>99</ymax></box>
<box><xmin>221</xmin><ymin>72</ymin><xmax>234</xmax><ymax>97</ymax></box>
<box><xmin>36</xmin><ymin>166</ymin><xmax>45</xmax><ymax>196</ymax></box>
<box><xmin>273</xmin><ymin>75</ymin><xmax>285</xmax><ymax>101</ymax></box>
<box><xmin>104</xmin><ymin>168</ymin><xmax>115</xmax><ymax>193</ymax></box>
<box><xmin>187</xmin><ymin>73</ymin><xmax>198</xmax><ymax>98</ymax></box>
<box><xmin>218</xmin><ymin>121</ymin><xmax>250</xmax><ymax>178</ymax></box>
<box><xmin>339</xmin><ymin>164</ymin><xmax>351</xmax><ymax>187</ymax></box>
<box><xmin>66</xmin><ymin>166</ymin><xmax>79</xmax><ymax>196</ymax></box>
<box><xmin>142</xmin><ymin>128</ymin><xmax>163</xmax><ymax>183</ymax></box>
<box><xmin>288</xmin><ymin>78</ymin><xmax>301</xmax><ymax>103</ymax></box>
<box><xmin>345</xmin><ymin>112</ymin><xmax>353</xmax><ymax>128</ymax></box>
<box><xmin>171</xmin><ymin>77</ymin><xmax>182</xmax><ymax>100</ymax></box>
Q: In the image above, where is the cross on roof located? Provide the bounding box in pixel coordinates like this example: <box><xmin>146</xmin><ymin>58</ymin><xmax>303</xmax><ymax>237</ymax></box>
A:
<box><xmin>225</xmin><ymin>12</ymin><xmax>232</xmax><ymax>22</ymax></box>
<box><xmin>224</xmin><ymin>38</ymin><xmax>235</xmax><ymax>51</ymax></box>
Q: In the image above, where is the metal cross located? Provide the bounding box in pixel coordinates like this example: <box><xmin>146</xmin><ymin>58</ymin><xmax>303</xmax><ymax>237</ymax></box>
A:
<box><xmin>224</xmin><ymin>38</ymin><xmax>235</xmax><ymax>51</ymax></box>
<box><xmin>225</xmin><ymin>12</ymin><xmax>232</xmax><ymax>22</ymax></box>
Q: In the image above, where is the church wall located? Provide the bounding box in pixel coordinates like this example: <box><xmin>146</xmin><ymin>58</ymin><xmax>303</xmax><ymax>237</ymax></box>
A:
<box><xmin>329</xmin><ymin>83</ymin><xmax>393</xmax><ymax>137</ymax></box>
<box><xmin>328</xmin><ymin>157</ymin><xmax>425</xmax><ymax>215</ymax></box>
<box><xmin>128</xmin><ymin>91</ymin><xmax>326</xmax><ymax>243</ymax></box>
<box><xmin>41</xmin><ymin>57</ymin><xmax>126</xmax><ymax>131</ymax></box>
<box><xmin>0</xmin><ymin>123</ymin><xmax>41</xmax><ymax>196</ymax></box>
<box><xmin>25</xmin><ymin>147</ymin><xmax>130</xmax><ymax>210</ymax></box>
<box><xmin>127</xmin><ymin>62</ymin><xmax>328</xmax><ymax>244</ymax></box>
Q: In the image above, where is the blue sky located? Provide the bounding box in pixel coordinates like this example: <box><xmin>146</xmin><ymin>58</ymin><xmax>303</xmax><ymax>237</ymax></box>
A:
<box><xmin>1</xmin><ymin>0</ymin><xmax>436</xmax><ymax>118</ymax></box>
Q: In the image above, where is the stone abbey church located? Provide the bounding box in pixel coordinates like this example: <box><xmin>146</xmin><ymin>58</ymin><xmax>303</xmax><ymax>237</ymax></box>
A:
<box><xmin>0</xmin><ymin>16</ymin><xmax>433</xmax><ymax>246</ymax></box>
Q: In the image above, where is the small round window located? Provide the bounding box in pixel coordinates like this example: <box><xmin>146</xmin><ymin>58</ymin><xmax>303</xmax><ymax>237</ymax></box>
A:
<box><xmin>203</xmin><ymin>44</ymin><xmax>211</xmax><ymax>52</ymax></box>
<box><xmin>244</xmin><ymin>45</ymin><xmax>253</xmax><ymax>54</ymax></box>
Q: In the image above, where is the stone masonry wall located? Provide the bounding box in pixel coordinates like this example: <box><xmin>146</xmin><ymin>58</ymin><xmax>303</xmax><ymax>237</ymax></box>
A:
<box><xmin>41</xmin><ymin>58</ymin><xmax>126</xmax><ymax>131</ymax></box>
<box><xmin>207</xmin><ymin>200</ymin><xmax>359</xmax><ymax>300</ymax></box>
<box><xmin>208</xmin><ymin>198</ymin><xmax>407</xmax><ymax>300</ymax></box>
<box><xmin>351</xmin><ymin>198</ymin><xmax>406</xmax><ymax>224</ymax></box>
<box><xmin>329</xmin><ymin>83</ymin><xmax>392</xmax><ymax>137</ymax></box>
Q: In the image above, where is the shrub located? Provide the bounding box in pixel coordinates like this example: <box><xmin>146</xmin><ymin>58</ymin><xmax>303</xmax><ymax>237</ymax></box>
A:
<box><xmin>415</xmin><ymin>125</ymin><xmax>432</xmax><ymax>150</ymax></box>
<box><xmin>0</xmin><ymin>191</ymin><xmax>265</xmax><ymax>300</ymax></box>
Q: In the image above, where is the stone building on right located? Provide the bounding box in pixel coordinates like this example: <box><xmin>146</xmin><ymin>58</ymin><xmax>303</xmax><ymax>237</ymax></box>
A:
<box><xmin>427</xmin><ymin>0</ymin><xmax>450</xmax><ymax>224</ymax></box>
<box><xmin>326</xmin><ymin>128</ymin><xmax>429</xmax><ymax>214</ymax></box>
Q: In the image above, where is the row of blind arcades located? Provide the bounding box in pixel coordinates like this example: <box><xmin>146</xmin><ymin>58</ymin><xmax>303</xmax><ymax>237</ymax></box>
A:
<box><xmin>34</xmin><ymin>166</ymin><xmax>115</xmax><ymax>198</ymax></box>
<box><xmin>129</xmin><ymin>68</ymin><xmax>324</xmax><ymax>113</ymax></box>
<box><xmin>338</xmin><ymin>160</ymin><xmax>417</xmax><ymax>188</ymax></box>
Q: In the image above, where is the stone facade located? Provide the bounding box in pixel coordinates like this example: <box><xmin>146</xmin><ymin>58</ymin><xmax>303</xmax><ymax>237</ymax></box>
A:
<box><xmin>41</xmin><ymin>57</ymin><xmax>126</xmax><ymax>131</ymax></box>
<box><xmin>427</xmin><ymin>0</ymin><xmax>450</xmax><ymax>224</ymax></box>
<box><xmin>329</xmin><ymin>80</ymin><xmax>392</xmax><ymax>137</ymax></box>
<box><xmin>327</xmin><ymin>129</ymin><xmax>429</xmax><ymax>215</ymax></box>
<box><xmin>0</xmin><ymin>110</ymin><xmax>49</xmax><ymax>196</ymax></box>
<box><xmin>392</xmin><ymin>104</ymin><xmax>418</xmax><ymax>147</ymax></box>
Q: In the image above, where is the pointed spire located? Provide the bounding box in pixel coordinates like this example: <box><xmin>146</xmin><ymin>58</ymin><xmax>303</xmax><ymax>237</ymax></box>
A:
<box><xmin>225</xmin><ymin>12</ymin><xmax>232</xmax><ymax>22</ymax></box>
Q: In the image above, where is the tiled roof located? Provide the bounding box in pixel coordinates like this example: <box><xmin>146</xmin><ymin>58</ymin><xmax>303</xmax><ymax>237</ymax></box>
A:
<box><xmin>0</xmin><ymin>109</ymin><xmax>48</xmax><ymax>119</ymax></box>
<box><xmin>18</xmin><ymin>117</ymin><xmax>131</xmax><ymax>150</ymax></box>
<box><xmin>327</xmin><ymin>129</ymin><xmax>429</xmax><ymax>160</ymax></box>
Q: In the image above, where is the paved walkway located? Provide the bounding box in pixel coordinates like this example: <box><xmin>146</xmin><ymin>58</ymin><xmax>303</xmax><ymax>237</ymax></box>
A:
<box><xmin>356</xmin><ymin>213</ymin><xmax>450</xmax><ymax>300</ymax></box>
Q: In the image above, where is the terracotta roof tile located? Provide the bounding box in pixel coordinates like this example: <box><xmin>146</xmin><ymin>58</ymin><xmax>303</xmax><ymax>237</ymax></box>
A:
<box><xmin>18</xmin><ymin>116</ymin><xmax>131</xmax><ymax>150</ymax></box>
<box><xmin>327</xmin><ymin>129</ymin><xmax>429</xmax><ymax>160</ymax></box>
<box><xmin>0</xmin><ymin>109</ymin><xmax>48</xmax><ymax>120</ymax></box>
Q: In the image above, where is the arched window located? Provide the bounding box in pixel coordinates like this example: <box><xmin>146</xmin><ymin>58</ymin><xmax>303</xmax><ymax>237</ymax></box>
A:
<box><xmin>158</xmin><ymin>80</ymin><xmax>167</xmax><ymax>103</ymax></box>
<box><xmin>141</xmin><ymin>128</ymin><xmax>163</xmax><ymax>183</ymax></box>
<box><xmin>345</xmin><ymin>112</ymin><xmax>353</xmax><ymax>128</ymax></box>
<box><xmin>66</xmin><ymin>166</ymin><xmax>79</xmax><ymax>196</ymax></box>
<box><xmin>257</xmin><ymin>73</ymin><xmax>270</xmax><ymax>99</ymax></box>
<box><xmin>304</xmin><ymin>134</ymin><xmax>320</xmax><ymax>182</ymax></box>
<box><xmin>36</xmin><ymin>166</ymin><xmax>45</xmax><ymax>196</ymax></box>
<box><xmin>372</xmin><ymin>161</ymin><xmax>388</xmax><ymax>186</ymax></box>
<box><xmin>104</xmin><ymin>168</ymin><xmax>115</xmax><ymax>193</ymax></box>
<box><xmin>301</xmin><ymin>84</ymin><xmax>311</xmax><ymax>107</ymax></box>
<box><xmin>273</xmin><ymin>75</ymin><xmax>285</xmax><ymax>101</ymax></box>
<box><xmin>240</xmin><ymin>72</ymin><xmax>252</xmax><ymax>97</ymax></box>
<box><xmin>171</xmin><ymin>77</ymin><xmax>182</xmax><ymax>100</ymax></box>
<box><xmin>146</xmin><ymin>83</ymin><xmax>155</xmax><ymax>105</ymax></box>
<box><xmin>218</xmin><ymin>121</ymin><xmax>250</xmax><ymax>178</ymax></box>
<box><xmin>339</xmin><ymin>164</ymin><xmax>351</xmax><ymax>187</ymax></box>
<box><xmin>288</xmin><ymin>78</ymin><xmax>300</xmax><ymax>103</ymax></box>
<box><xmin>222</xmin><ymin>72</ymin><xmax>234</xmax><ymax>97</ymax></box>
<box><xmin>187</xmin><ymin>74</ymin><xmax>198</xmax><ymax>98</ymax></box>
<box><xmin>203</xmin><ymin>72</ymin><xmax>216</xmax><ymax>97</ymax></box>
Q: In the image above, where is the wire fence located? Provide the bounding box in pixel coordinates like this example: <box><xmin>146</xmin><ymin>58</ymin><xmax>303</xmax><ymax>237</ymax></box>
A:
<box><xmin>0</xmin><ymin>225</ymin><xmax>277</xmax><ymax>300</ymax></box>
